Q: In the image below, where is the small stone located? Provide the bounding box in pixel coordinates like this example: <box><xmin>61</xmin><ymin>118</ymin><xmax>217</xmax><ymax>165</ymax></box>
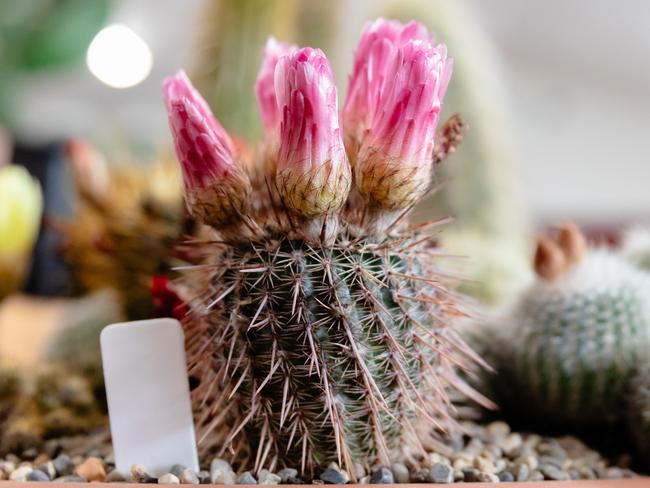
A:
<box><xmin>370</xmin><ymin>467</ymin><xmax>394</xmax><ymax>484</ymax></box>
<box><xmin>159</xmin><ymin>473</ymin><xmax>180</xmax><ymax>484</ymax></box>
<box><xmin>197</xmin><ymin>470</ymin><xmax>211</xmax><ymax>484</ymax></box>
<box><xmin>237</xmin><ymin>471</ymin><xmax>257</xmax><ymax>484</ymax></box>
<box><xmin>320</xmin><ymin>467</ymin><xmax>348</xmax><ymax>484</ymax></box>
<box><xmin>541</xmin><ymin>464</ymin><xmax>570</xmax><ymax>481</ymax></box>
<box><xmin>180</xmin><ymin>468</ymin><xmax>200</xmax><ymax>484</ymax></box>
<box><xmin>76</xmin><ymin>457</ymin><xmax>106</xmax><ymax>482</ymax></box>
<box><xmin>210</xmin><ymin>458</ymin><xmax>236</xmax><ymax>484</ymax></box>
<box><xmin>499</xmin><ymin>433</ymin><xmax>523</xmax><ymax>456</ymax></box>
<box><xmin>353</xmin><ymin>464</ymin><xmax>365</xmax><ymax>481</ymax></box>
<box><xmin>37</xmin><ymin>461</ymin><xmax>56</xmax><ymax>480</ymax></box>
<box><xmin>286</xmin><ymin>476</ymin><xmax>304</xmax><ymax>484</ymax></box>
<box><xmin>27</xmin><ymin>470</ymin><xmax>51</xmax><ymax>482</ymax></box>
<box><xmin>515</xmin><ymin>464</ymin><xmax>529</xmax><ymax>481</ymax></box>
<box><xmin>410</xmin><ymin>468</ymin><xmax>429</xmax><ymax>483</ymax></box>
<box><xmin>53</xmin><ymin>454</ymin><xmax>75</xmax><ymax>476</ymax></box>
<box><xmin>359</xmin><ymin>476</ymin><xmax>370</xmax><ymax>484</ymax></box>
<box><xmin>452</xmin><ymin>457</ymin><xmax>472</xmax><ymax>470</ymax></box>
<box><xmin>391</xmin><ymin>463</ymin><xmax>409</xmax><ymax>484</ymax></box>
<box><xmin>131</xmin><ymin>464</ymin><xmax>157</xmax><ymax>483</ymax></box>
<box><xmin>474</xmin><ymin>456</ymin><xmax>495</xmax><ymax>474</ymax></box>
<box><xmin>0</xmin><ymin>461</ymin><xmax>15</xmax><ymax>477</ymax></box>
<box><xmin>106</xmin><ymin>469</ymin><xmax>126</xmax><ymax>482</ymax></box>
<box><xmin>453</xmin><ymin>470</ymin><xmax>464</xmax><ymax>482</ymax></box>
<box><xmin>605</xmin><ymin>467</ymin><xmax>625</xmax><ymax>479</ymax></box>
<box><xmin>429</xmin><ymin>463</ymin><xmax>453</xmax><ymax>483</ymax></box>
<box><xmin>10</xmin><ymin>466</ymin><xmax>34</xmax><ymax>481</ymax></box>
<box><xmin>515</xmin><ymin>455</ymin><xmax>538</xmax><ymax>471</ymax></box>
<box><xmin>277</xmin><ymin>468</ymin><xmax>297</xmax><ymax>483</ymax></box>
<box><xmin>55</xmin><ymin>475</ymin><xmax>88</xmax><ymax>483</ymax></box>
<box><xmin>498</xmin><ymin>471</ymin><xmax>514</xmax><ymax>482</ymax></box>
<box><xmin>170</xmin><ymin>464</ymin><xmax>186</xmax><ymax>478</ymax></box>
<box><xmin>461</xmin><ymin>468</ymin><xmax>481</xmax><ymax>482</ymax></box>
<box><xmin>22</xmin><ymin>448</ymin><xmax>38</xmax><ymax>460</ymax></box>
<box><xmin>529</xmin><ymin>470</ymin><xmax>544</xmax><ymax>482</ymax></box>
<box><xmin>485</xmin><ymin>421</ymin><xmax>510</xmax><ymax>441</ymax></box>
<box><xmin>257</xmin><ymin>469</ymin><xmax>281</xmax><ymax>485</ymax></box>
<box><xmin>477</xmin><ymin>473</ymin><xmax>499</xmax><ymax>483</ymax></box>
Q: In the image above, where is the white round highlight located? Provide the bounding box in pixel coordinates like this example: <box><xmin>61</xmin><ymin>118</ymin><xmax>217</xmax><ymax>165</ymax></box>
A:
<box><xmin>86</xmin><ymin>24</ymin><xmax>153</xmax><ymax>89</ymax></box>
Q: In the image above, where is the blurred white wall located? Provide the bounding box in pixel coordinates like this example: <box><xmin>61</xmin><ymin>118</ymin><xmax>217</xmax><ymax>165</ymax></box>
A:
<box><xmin>12</xmin><ymin>0</ymin><xmax>650</xmax><ymax>223</ymax></box>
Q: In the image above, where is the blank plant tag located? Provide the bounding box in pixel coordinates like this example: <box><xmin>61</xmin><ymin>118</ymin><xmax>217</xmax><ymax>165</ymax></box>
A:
<box><xmin>101</xmin><ymin>318</ymin><xmax>199</xmax><ymax>476</ymax></box>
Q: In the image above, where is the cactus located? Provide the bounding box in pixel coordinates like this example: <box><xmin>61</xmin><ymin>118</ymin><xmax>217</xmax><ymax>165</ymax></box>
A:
<box><xmin>164</xmin><ymin>20</ymin><xmax>489</xmax><ymax>476</ymax></box>
<box><xmin>488</xmin><ymin>224</ymin><xmax>650</xmax><ymax>426</ymax></box>
<box><xmin>60</xmin><ymin>141</ymin><xmax>196</xmax><ymax>320</ymax></box>
<box><xmin>0</xmin><ymin>165</ymin><xmax>42</xmax><ymax>301</ymax></box>
<box><xmin>622</xmin><ymin>226</ymin><xmax>650</xmax><ymax>271</ymax></box>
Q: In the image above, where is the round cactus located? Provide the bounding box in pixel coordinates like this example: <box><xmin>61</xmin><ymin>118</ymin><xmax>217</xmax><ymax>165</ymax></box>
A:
<box><xmin>490</xmin><ymin>224</ymin><xmax>650</xmax><ymax>426</ymax></box>
<box><xmin>162</xmin><ymin>20</ymin><xmax>490</xmax><ymax>478</ymax></box>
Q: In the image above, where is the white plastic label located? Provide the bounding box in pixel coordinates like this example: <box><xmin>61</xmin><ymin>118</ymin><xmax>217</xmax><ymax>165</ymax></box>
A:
<box><xmin>101</xmin><ymin>318</ymin><xmax>199</xmax><ymax>476</ymax></box>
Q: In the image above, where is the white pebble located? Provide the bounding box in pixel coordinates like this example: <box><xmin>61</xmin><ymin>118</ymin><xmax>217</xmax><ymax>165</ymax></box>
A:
<box><xmin>159</xmin><ymin>473</ymin><xmax>180</xmax><ymax>484</ymax></box>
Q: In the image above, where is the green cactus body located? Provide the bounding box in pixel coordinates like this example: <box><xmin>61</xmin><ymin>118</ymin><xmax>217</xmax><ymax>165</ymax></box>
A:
<box><xmin>493</xmin><ymin>251</ymin><xmax>650</xmax><ymax>425</ymax></box>
<box><xmin>627</xmin><ymin>365</ymin><xmax>650</xmax><ymax>463</ymax></box>
<box><xmin>185</xmin><ymin>226</ymin><xmax>486</xmax><ymax>476</ymax></box>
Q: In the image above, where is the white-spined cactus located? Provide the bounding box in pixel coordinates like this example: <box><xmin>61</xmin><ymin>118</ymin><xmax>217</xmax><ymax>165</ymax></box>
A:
<box><xmin>163</xmin><ymin>19</ymin><xmax>489</xmax><ymax>478</ymax></box>
<box><xmin>488</xmin><ymin>224</ymin><xmax>650</xmax><ymax>426</ymax></box>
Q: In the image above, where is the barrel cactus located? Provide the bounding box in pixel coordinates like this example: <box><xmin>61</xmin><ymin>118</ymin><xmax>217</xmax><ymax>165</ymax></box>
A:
<box><xmin>490</xmin><ymin>223</ymin><xmax>650</xmax><ymax>426</ymax></box>
<box><xmin>163</xmin><ymin>19</ymin><xmax>489</xmax><ymax>477</ymax></box>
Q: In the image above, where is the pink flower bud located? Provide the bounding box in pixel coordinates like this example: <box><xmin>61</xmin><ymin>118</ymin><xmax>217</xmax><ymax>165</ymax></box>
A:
<box><xmin>346</xmin><ymin>21</ymin><xmax>453</xmax><ymax>210</ymax></box>
<box><xmin>274</xmin><ymin>47</ymin><xmax>351</xmax><ymax>218</ymax></box>
<box><xmin>255</xmin><ymin>37</ymin><xmax>297</xmax><ymax>140</ymax></box>
<box><xmin>343</xmin><ymin>19</ymin><xmax>430</xmax><ymax>155</ymax></box>
<box><xmin>163</xmin><ymin>70</ymin><xmax>251</xmax><ymax>226</ymax></box>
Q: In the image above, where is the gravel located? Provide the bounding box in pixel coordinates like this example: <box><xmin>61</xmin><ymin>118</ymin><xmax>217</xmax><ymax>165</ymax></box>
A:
<box><xmin>0</xmin><ymin>419</ymin><xmax>639</xmax><ymax>483</ymax></box>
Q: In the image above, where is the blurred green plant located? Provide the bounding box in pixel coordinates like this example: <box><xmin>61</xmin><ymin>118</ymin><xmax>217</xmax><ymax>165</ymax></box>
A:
<box><xmin>0</xmin><ymin>0</ymin><xmax>108</xmax><ymax>125</ymax></box>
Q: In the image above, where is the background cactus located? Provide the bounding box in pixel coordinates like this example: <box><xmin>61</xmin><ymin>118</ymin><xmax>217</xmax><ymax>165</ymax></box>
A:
<box><xmin>59</xmin><ymin>141</ymin><xmax>196</xmax><ymax>320</ymax></box>
<box><xmin>0</xmin><ymin>165</ymin><xmax>42</xmax><ymax>301</ymax></box>
<box><xmin>165</xmin><ymin>20</ymin><xmax>490</xmax><ymax>477</ymax></box>
<box><xmin>485</xmin><ymin>224</ymin><xmax>650</xmax><ymax>427</ymax></box>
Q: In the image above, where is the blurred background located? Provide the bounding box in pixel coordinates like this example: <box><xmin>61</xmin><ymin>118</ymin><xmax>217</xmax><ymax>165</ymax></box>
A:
<box><xmin>1</xmin><ymin>0</ymin><xmax>649</xmax><ymax>365</ymax></box>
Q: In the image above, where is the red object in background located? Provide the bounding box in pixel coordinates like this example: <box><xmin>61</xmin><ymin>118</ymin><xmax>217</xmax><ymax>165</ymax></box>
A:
<box><xmin>150</xmin><ymin>275</ymin><xmax>188</xmax><ymax>321</ymax></box>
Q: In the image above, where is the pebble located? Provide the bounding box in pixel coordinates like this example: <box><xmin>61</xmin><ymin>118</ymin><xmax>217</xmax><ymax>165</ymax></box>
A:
<box><xmin>131</xmin><ymin>464</ymin><xmax>157</xmax><ymax>483</ymax></box>
<box><xmin>158</xmin><ymin>473</ymin><xmax>180</xmax><ymax>484</ymax></box>
<box><xmin>180</xmin><ymin>468</ymin><xmax>200</xmax><ymax>484</ymax></box>
<box><xmin>27</xmin><ymin>469</ymin><xmax>51</xmax><ymax>482</ymax></box>
<box><xmin>370</xmin><ymin>467</ymin><xmax>394</xmax><ymax>484</ymax></box>
<box><xmin>197</xmin><ymin>470</ymin><xmax>211</xmax><ymax>484</ymax></box>
<box><xmin>169</xmin><ymin>464</ymin><xmax>186</xmax><ymax>478</ymax></box>
<box><xmin>529</xmin><ymin>470</ymin><xmax>545</xmax><ymax>481</ymax></box>
<box><xmin>485</xmin><ymin>421</ymin><xmax>510</xmax><ymax>441</ymax></box>
<box><xmin>320</xmin><ymin>467</ymin><xmax>348</xmax><ymax>484</ymax></box>
<box><xmin>410</xmin><ymin>468</ymin><xmax>430</xmax><ymax>483</ymax></box>
<box><xmin>477</xmin><ymin>473</ymin><xmax>499</xmax><ymax>483</ymax></box>
<box><xmin>54</xmin><ymin>475</ymin><xmax>87</xmax><ymax>483</ymax></box>
<box><xmin>37</xmin><ymin>461</ymin><xmax>57</xmax><ymax>480</ymax></box>
<box><xmin>237</xmin><ymin>471</ymin><xmax>257</xmax><ymax>484</ymax></box>
<box><xmin>515</xmin><ymin>463</ymin><xmax>530</xmax><ymax>481</ymax></box>
<box><xmin>497</xmin><ymin>471</ymin><xmax>514</xmax><ymax>482</ymax></box>
<box><xmin>210</xmin><ymin>458</ymin><xmax>236</xmax><ymax>484</ymax></box>
<box><xmin>277</xmin><ymin>468</ymin><xmax>297</xmax><ymax>483</ymax></box>
<box><xmin>391</xmin><ymin>463</ymin><xmax>409</xmax><ymax>483</ymax></box>
<box><xmin>53</xmin><ymin>454</ymin><xmax>75</xmax><ymax>476</ymax></box>
<box><xmin>499</xmin><ymin>433</ymin><xmax>523</xmax><ymax>456</ymax></box>
<box><xmin>429</xmin><ymin>462</ymin><xmax>453</xmax><ymax>483</ymax></box>
<box><xmin>10</xmin><ymin>466</ymin><xmax>34</xmax><ymax>481</ymax></box>
<box><xmin>76</xmin><ymin>457</ymin><xmax>106</xmax><ymax>482</ymax></box>
<box><xmin>258</xmin><ymin>469</ymin><xmax>281</xmax><ymax>485</ymax></box>
<box><xmin>461</xmin><ymin>467</ymin><xmax>481</xmax><ymax>482</ymax></box>
<box><xmin>540</xmin><ymin>463</ymin><xmax>570</xmax><ymax>481</ymax></box>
